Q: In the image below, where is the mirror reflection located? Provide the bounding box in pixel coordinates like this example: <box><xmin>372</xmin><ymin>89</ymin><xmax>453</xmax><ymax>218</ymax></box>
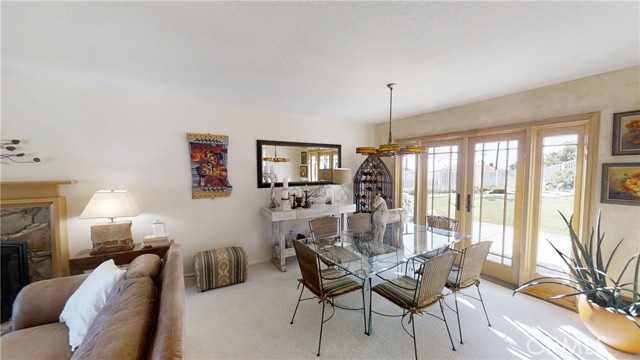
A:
<box><xmin>257</xmin><ymin>140</ymin><xmax>341</xmax><ymax>188</ymax></box>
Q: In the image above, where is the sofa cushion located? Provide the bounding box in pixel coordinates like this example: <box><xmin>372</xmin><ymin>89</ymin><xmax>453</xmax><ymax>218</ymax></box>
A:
<box><xmin>0</xmin><ymin>322</ymin><xmax>73</xmax><ymax>359</ymax></box>
<box><xmin>71</xmin><ymin>277</ymin><xmax>156</xmax><ymax>360</ymax></box>
<box><xmin>59</xmin><ymin>259</ymin><xmax>125</xmax><ymax>351</ymax></box>
<box><xmin>125</xmin><ymin>253</ymin><xmax>162</xmax><ymax>283</ymax></box>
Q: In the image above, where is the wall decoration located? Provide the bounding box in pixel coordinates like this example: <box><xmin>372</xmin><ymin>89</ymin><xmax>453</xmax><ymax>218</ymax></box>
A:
<box><xmin>188</xmin><ymin>133</ymin><xmax>232</xmax><ymax>199</ymax></box>
<box><xmin>300</xmin><ymin>151</ymin><xmax>308</xmax><ymax>165</ymax></box>
<box><xmin>601</xmin><ymin>162</ymin><xmax>640</xmax><ymax>206</ymax></box>
<box><xmin>299</xmin><ymin>165</ymin><xmax>308</xmax><ymax>178</ymax></box>
<box><xmin>612</xmin><ymin>110</ymin><xmax>640</xmax><ymax>156</ymax></box>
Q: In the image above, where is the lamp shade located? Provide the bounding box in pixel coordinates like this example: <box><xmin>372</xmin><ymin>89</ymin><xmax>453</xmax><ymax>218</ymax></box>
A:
<box><xmin>333</xmin><ymin>168</ymin><xmax>352</xmax><ymax>184</ymax></box>
<box><xmin>80</xmin><ymin>190</ymin><xmax>141</xmax><ymax>220</ymax></box>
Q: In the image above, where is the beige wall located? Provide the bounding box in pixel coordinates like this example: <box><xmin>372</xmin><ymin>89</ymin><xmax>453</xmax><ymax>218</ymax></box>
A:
<box><xmin>378</xmin><ymin>66</ymin><xmax>640</xmax><ymax>284</ymax></box>
<box><xmin>1</xmin><ymin>73</ymin><xmax>374</xmax><ymax>273</ymax></box>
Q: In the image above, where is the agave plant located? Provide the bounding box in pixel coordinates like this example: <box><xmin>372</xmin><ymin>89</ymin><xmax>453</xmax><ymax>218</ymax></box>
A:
<box><xmin>514</xmin><ymin>211</ymin><xmax>640</xmax><ymax>329</ymax></box>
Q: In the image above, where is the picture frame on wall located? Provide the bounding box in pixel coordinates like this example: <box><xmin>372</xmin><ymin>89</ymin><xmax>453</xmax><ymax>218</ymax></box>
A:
<box><xmin>301</xmin><ymin>151</ymin><xmax>308</xmax><ymax>165</ymax></box>
<box><xmin>300</xmin><ymin>165</ymin><xmax>308</xmax><ymax>178</ymax></box>
<box><xmin>600</xmin><ymin>162</ymin><xmax>640</xmax><ymax>206</ymax></box>
<box><xmin>612</xmin><ymin>110</ymin><xmax>640</xmax><ymax>156</ymax></box>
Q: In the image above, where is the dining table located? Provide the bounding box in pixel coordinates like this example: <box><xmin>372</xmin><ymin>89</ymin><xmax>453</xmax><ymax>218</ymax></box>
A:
<box><xmin>303</xmin><ymin>223</ymin><xmax>472</xmax><ymax>335</ymax></box>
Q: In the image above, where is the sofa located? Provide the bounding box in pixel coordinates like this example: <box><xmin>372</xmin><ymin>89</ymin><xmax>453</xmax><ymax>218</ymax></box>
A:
<box><xmin>0</xmin><ymin>244</ymin><xmax>185</xmax><ymax>359</ymax></box>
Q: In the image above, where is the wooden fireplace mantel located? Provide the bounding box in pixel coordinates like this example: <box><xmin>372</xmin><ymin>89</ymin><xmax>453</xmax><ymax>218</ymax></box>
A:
<box><xmin>1</xmin><ymin>180</ymin><xmax>75</xmax><ymax>278</ymax></box>
<box><xmin>1</xmin><ymin>180</ymin><xmax>74</xmax><ymax>200</ymax></box>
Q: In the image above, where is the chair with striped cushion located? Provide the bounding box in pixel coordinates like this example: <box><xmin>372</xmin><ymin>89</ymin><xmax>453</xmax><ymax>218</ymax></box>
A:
<box><xmin>347</xmin><ymin>213</ymin><xmax>371</xmax><ymax>232</ymax></box>
<box><xmin>290</xmin><ymin>240</ymin><xmax>365</xmax><ymax>357</ymax></box>
<box><xmin>371</xmin><ymin>251</ymin><xmax>457</xmax><ymax>360</ymax></box>
<box><xmin>309</xmin><ymin>216</ymin><xmax>340</xmax><ymax>246</ymax></box>
<box><xmin>445</xmin><ymin>240</ymin><xmax>493</xmax><ymax>344</ymax></box>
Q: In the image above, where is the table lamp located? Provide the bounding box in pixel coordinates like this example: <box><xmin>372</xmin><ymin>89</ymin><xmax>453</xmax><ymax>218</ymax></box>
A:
<box><xmin>80</xmin><ymin>190</ymin><xmax>141</xmax><ymax>254</ymax></box>
<box><xmin>333</xmin><ymin>168</ymin><xmax>352</xmax><ymax>204</ymax></box>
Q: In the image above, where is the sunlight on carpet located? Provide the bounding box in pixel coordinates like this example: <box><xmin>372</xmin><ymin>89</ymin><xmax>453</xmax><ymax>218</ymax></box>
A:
<box><xmin>183</xmin><ymin>260</ymin><xmax>635</xmax><ymax>360</ymax></box>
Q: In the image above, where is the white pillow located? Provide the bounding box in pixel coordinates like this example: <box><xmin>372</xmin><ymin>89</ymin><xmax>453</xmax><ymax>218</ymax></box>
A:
<box><xmin>60</xmin><ymin>259</ymin><xmax>125</xmax><ymax>351</ymax></box>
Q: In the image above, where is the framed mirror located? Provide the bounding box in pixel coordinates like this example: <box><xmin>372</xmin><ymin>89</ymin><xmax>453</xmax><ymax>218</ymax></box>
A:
<box><xmin>257</xmin><ymin>140</ymin><xmax>341</xmax><ymax>188</ymax></box>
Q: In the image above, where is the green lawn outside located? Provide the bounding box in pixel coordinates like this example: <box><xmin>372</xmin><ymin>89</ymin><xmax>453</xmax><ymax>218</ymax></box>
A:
<box><xmin>431</xmin><ymin>193</ymin><xmax>574</xmax><ymax>235</ymax></box>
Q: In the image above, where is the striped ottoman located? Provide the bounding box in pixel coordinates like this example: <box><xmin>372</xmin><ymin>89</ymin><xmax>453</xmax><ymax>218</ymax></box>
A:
<box><xmin>194</xmin><ymin>246</ymin><xmax>248</xmax><ymax>291</ymax></box>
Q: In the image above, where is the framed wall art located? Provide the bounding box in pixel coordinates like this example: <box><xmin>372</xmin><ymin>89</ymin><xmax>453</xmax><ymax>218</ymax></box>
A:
<box><xmin>300</xmin><ymin>165</ymin><xmax>308</xmax><ymax>178</ymax></box>
<box><xmin>188</xmin><ymin>133</ymin><xmax>233</xmax><ymax>199</ymax></box>
<box><xmin>600</xmin><ymin>162</ymin><xmax>640</xmax><ymax>206</ymax></box>
<box><xmin>612</xmin><ymin>110</ymin><xmax>640</xmax><ymax>156</ymax></box>
<box><xmin>300</xmin><ymin>151</ymin><xmax>308</xmax><ymax>165</ymax></box>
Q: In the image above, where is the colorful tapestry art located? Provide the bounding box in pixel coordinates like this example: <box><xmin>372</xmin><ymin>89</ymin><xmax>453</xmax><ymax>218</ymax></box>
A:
<box><xmin>188</xmin><ymin>133</ymin><xmax>233</xmax><ymax>199</ymax></box>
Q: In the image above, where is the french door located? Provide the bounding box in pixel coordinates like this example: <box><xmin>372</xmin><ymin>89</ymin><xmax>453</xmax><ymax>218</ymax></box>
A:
<box><xmin>465</xmin><ymin>133</ymin><xmax>525</xmax><ymax>284</ymax></box>
<box><xmin>403</xmin><ymin>115</ymin><xmax>595</xmax><ymax>288</ymax></box>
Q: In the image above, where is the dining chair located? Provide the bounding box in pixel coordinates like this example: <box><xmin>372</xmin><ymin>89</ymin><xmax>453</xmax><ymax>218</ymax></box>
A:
<box><xmin>427</xmin><ymin>215</ymin><xmax>460</xmax><ymax>231</ymax></box>
<box><xmin>370</xmin><ymin>251</ymin><xmax>458</xmax><ymax>359</ymax></box>
<box><xmin>290</xmin><ymin>240</ymin><xmax>366</xmax><ymax>356</ymax></box>
<box><xmin>419</xmin><ymin>215</ymin><xmax>460</xmax><ymax>261</ymax></box>
<box><xmin>309</xmin><ymin>216</ymin><xmax>340</xmax><ymax>245</ymax></box>
<box><xmin>347</xmin><ymin>213</ymin><xmax>371</xmax><ymax>232</ymax></box>
<box><xmin>445</xmin><ymin>240</ymin><xmax>492</xmax><ymax>344</ymax></box>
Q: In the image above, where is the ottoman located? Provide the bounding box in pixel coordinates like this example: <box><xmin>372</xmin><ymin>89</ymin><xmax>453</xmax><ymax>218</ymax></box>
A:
<box><xmin>195</xmin><ymin>246</ymin><xmax>248</xmax><ymax>291</ymax></box>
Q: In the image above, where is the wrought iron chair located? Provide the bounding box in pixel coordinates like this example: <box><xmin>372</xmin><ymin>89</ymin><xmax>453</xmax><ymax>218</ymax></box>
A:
<box><xmin>290</xmin><ymin>240</ymin><xmax>366</xmax><ymax>356</ymax></box>
<box><xmin>427</xmin><ymin>215</ymin><xmax>460</xmax><ymax>231</ymax></box>
<box><xmin>370</xmin><ymin>251</ymin><xmax>458</xmax><ymax>359</ymax></box>
<box><xmin>309</xmin><ymin>216</ymin><xmax>340</xmax><ymax>245</ymax></box>
<box><xmin>346</xmin><ymin>213</ymin><xmax>371</xmax><ymax>232</ymax></box>
<box><xmin>445</xmin><ymin>240</ymin><xmax>493</xmax><ymax>344</ymax></box>
<box><xmin>418</xmin><ymin>215</ymin><xmax>460</xmax><ymax>261</ymax></box>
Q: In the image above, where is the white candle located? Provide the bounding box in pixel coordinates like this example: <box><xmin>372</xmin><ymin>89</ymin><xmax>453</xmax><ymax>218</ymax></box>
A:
<box><xmin>283</xmin><ymin>177</ymin><xmax>289</xmax><ymax>189</ymax></box>
<box><xmin>281</xmin><ymin>190</ymin><xmax>289</xmax><ymax>199</ymax></box>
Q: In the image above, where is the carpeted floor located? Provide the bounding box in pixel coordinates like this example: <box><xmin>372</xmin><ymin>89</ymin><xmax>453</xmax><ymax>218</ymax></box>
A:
<box><xmin>184</xmin><ymin>260</ymin><xmax>635</xmax><ymax>360</ymax></box>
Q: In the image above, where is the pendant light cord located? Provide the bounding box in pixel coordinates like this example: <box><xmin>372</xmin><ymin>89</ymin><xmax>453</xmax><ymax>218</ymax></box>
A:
<box><xmin>387</xmin><ymin>83</ymin><xmax>395</xmax><ymax>144</ymax></box>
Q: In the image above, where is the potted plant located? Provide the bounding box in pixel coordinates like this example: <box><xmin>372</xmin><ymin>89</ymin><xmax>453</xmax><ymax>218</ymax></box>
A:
<box><xmin>514</xmin><ymin>211</ymin><xmax>639</xmax><ymax>354</ymax></box>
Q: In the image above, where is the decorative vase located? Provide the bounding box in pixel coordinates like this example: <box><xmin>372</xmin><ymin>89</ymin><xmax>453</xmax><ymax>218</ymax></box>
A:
<box><xmin>576</xmin><ymin>294</ymin><xmax>640</xmax><ymax>354</ymax></box>
<box><xmin>268</xmin><ymin>183</ymin><xmax>278</xmax><ymax>209</ymax></box>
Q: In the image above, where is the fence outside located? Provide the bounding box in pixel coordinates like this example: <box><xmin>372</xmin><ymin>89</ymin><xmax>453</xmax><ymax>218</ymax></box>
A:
<box><xmin>402</xmin><ymin>160</ymin><xmax>576</xmax><ymax>193</ymax></box>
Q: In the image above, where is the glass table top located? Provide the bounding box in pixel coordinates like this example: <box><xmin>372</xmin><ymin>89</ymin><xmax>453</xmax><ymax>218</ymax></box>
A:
<box><xmin>304</xmin><ymin>223</ymin><xmax>471</xmax><ymax>279</ymax></box>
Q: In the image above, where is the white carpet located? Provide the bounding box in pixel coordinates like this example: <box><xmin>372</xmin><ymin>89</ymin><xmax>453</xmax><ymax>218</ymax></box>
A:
<box><xmin>184</xmin><ymin>260</ymin><xmax>636</xmax><ymax>360</ymax></box>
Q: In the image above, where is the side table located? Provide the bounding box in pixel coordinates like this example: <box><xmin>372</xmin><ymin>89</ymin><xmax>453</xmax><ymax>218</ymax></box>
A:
<box><xmin>69</xmin><ymin>243</ymin><xmax>171</xmax><ymax>275</ymax></box>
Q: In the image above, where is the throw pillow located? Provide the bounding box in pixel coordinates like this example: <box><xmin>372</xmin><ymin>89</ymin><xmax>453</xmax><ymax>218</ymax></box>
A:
<box><xmin>60</xmin><ymin>259</ymin><xmax>125</xmax><ymax>351</ymax></box>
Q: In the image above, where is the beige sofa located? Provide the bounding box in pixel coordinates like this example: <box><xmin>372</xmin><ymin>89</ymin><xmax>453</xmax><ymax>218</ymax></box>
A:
<box><xmin>0</xmin><ymin>244</ymin><xmax>185</xmax><ymax>360</ymax></box>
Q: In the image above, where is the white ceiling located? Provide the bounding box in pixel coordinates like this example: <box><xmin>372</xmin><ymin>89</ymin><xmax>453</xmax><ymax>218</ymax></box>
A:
<box><xmin>2</xmin><ymin>1</ymin><xmax>639</xmax><ymax>124</ymax></box>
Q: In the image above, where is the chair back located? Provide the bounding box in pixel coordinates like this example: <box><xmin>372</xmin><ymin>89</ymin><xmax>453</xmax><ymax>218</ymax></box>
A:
<box><xmin>456</xmin><ymin>241</ymin><xmax>492</xmax><ymax>288</ymax></box>
<box><xmin>427</xmin><ymin>215</ymin><xmax>459</xmax><ymax>232</ymax></box>
<box><xmin>292</xmin><ymin>240</ymin><xmax>322</xmax><ymax>295</ymax></box>
<box><xmin>414</xmin><ymin>252</ymin><xmax>457</xmax><ymax>307</ymax></box>
<box><xmin>309</xmin><ymin>216</ymin><xmax>339</xmax><ymax>238</ymax></box>
<box><xmin>347</xmin><ymin>213</ymin><xmax>371</xmax><ymax>232</ymax></box>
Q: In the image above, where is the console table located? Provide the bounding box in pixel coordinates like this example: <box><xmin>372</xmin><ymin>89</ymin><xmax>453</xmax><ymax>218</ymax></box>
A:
<box><xmin>69</xmin><ymin>243</ymin><xmax>170</xmax><ymax>274</ymax></box>
<box><xmin>262</xmin><ymin>203</ymin><xmax>356</xmax><ymax>272</ymax></box>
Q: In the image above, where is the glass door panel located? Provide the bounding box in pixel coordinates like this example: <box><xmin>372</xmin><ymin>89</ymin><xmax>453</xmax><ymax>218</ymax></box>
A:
<box><xmin>536</xmin><ymin>134</ymin><xmax>580</xmax><ymax>276</ymax></box>
<box><xmin>400</xmin><ymin>154</ymin><xmax>418</xmax><ymax>227</ymax></box>
<box><xmin>466</xmin><ymin>133</ymin><xmax>525</xmax><ymax>284</ymax></box>
<box><xmin>425</xmin><ymin>143</ymin><xmax>462</xmax><ymax>221</ymax></box>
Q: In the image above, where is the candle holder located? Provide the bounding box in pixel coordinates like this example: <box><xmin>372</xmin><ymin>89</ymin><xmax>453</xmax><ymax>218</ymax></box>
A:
<box><xmin>303</xmin><ymin>190</ymin><xmax>311</xmax><ymax>208</ymax></box>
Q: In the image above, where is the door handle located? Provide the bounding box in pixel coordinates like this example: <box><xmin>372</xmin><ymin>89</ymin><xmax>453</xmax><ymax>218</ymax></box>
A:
<box><xmin>466</xmin><ymin>194</ymin><xmax>472</xmax><ymax>212</ymax></box>
<box><xmin>455</xmin><ymin>193</ymin><xmax>461</xmax><ymax>211</ymax></box>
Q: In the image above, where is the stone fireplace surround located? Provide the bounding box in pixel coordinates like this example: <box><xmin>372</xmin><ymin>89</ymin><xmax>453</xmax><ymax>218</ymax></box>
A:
<box><xmin>0</xmin><ymin>181</ymin><xmax>72</xmax><ymax>280</ymax></box>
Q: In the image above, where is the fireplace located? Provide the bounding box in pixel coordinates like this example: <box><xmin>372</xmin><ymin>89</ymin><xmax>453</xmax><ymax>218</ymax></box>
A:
<box><xmin>0</xmin><ymin>242</ymin><xmax>28</xmax><ymax>322</ymax></box>
<box><xmin>0</xmin><ymin>181</ymin><xmax>72</xmax><ymax>322</ymax></box>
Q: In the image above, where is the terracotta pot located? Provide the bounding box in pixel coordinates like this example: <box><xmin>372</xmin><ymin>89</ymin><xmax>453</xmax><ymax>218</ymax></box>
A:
<box><xmin>576</xmin><ymin>294</ymin><xmax>640</xmax><ymax>354</ymax></box>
